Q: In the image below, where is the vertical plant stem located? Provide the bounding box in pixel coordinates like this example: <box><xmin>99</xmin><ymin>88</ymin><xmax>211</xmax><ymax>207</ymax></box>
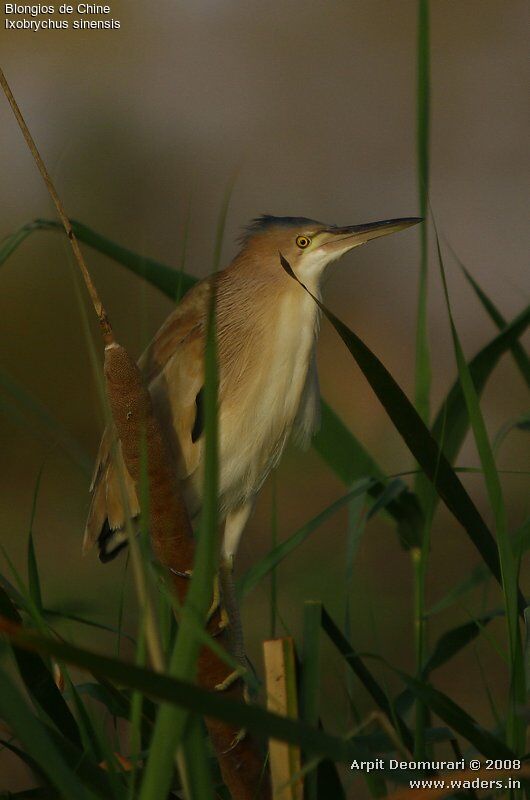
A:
<box><xmin>270</xmin><ymin>473</ymin><xmax>279</xmax><ymax>639</ymax></box>
<box><xmin>415</xmin><ymin>0</ymin><xmax>431</xmax><ymax>426</ymax></box>
<box><xmin>127</xmin><ymin>619</ymin><xmax>147</xmax><ymax>800</ymax></box>
<box><xmin>413</xmin><ymin>0</ymin><xmax>432</xmax><ymax>760</ymax></box>
<box><xmin>411</xmin><ymin>546</ymin><xmax>425</xmax><ymax>758</ymax></box>
<box><xmin>0</xmin><ymin>68</ymin><xmax>114</xmax><ymax>347</ymax></box>
<box><xmin>301</xmin><ymin>601</ymin><xmax>321</xmax><ymax>800</ymax></box>
<box><xmin>433</xmin><ymin>228</ymin><xmax>526</xmax><ymax>765</ymax></box>
<box><xmin>139</xmin><ymin>187</ymin><xmax>233</xmax><ymax>800</ymax></box>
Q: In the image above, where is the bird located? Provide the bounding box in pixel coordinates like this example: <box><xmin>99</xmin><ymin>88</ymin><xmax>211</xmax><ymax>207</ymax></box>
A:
<box><xmin>83</xmin><ymin>214</ymin><xmax>420</xmax><ymax>583</ymax></box>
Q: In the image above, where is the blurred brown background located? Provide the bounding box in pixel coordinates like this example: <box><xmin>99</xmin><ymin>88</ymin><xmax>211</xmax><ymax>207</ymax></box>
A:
<box><xmin>0</xmin><ymin>1</ymin><xmax>528</xmax><ymax>795</ymax></box>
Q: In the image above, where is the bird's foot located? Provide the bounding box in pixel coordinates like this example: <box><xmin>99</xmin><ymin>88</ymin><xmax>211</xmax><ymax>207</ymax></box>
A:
<box><xmin>206</xmin><ymin>574</ymin><xmax>223</xmax><ymax>624</ymax></box>
<box><xmin>170</xmin><ymin>569</ymin><xmax>225</xmax><ymax>632</ymax></box>
<box><xmin>169</xmin><ymin>567</ymin><xmax>193</xmax><ymax>580</ymax></box>
<box><xmin>214</xmin><ymin>665</ymin><xmax>246</xmax><ymax>692</ymax></box>
<box><xmin>221</xmin><ymin>726</ymin><xmax>247</xmax><ymax>754</ymax></box>
<box><xmin>215</xmin><ymin>668</ymin><xmax>248</xmax><ymax>752</ymax></box>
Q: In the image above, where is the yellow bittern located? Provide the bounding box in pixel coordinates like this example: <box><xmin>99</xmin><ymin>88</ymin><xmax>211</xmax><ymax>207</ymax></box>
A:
<box><xmin>83</xmin><ymin>214</ymin><xmax>419</xmax><ymax>613</ymax></box>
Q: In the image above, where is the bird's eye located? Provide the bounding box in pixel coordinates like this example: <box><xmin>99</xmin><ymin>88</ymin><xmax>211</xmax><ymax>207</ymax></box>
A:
<box><xmin>296</xmin><ymin>235</ymin><xmax>311</xmax><ymax>249</ymax></box>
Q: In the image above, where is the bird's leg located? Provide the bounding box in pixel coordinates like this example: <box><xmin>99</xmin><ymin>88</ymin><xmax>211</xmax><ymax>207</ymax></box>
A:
<box><xmin>170</xmin><ymin>567</ymin><xmax>222</xmax><ymax>629</ymax></box>
<box><xmin>206</xmin><ymin>573</ymin><xmax>223</xmax><ymax>625</ymax></box>
<box><xmin>214</xmin><ymin>504</ymin><xmax>253</xmax><ymax>699</ymax></box>
<box><xmin>214</xmin><ymin>554</ymin><xmax>249</xmax><ymax>750</ymax></box>
<box><xmin>215</xmin><ymin>555</ymin><xmax>245</xmax><ymax>688</ymax></box>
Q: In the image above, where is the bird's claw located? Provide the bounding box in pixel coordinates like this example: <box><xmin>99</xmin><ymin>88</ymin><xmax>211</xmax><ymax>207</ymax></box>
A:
<box><xmin>206</xmin><ymin>574</ymin><xmax>222</xmax><ymax>623</ymax></box>
<box><xmin>221</xmin><ymin>726</ymin><xmax>247</xmax><ymax>754</ymax></box>
<box><xmin>214</xmin><ymin>667</ymin><xmax>245</xmax><ymax>692</ymax></box>
<box><xmin>169</xmin><ymin>567</ymin><xmax>193</xmax><ymax>579</ymax></box>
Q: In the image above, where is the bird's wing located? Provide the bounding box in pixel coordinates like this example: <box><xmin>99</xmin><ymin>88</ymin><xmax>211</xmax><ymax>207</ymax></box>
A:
<box><xmin>83</xmin><ymin>280</ymin><xmax>209</xmax><ymax>556</ymax></box>
<box><xmin>139</xmin><ymin>281</ymin><xmax>210</xmax><ymax>384</ymax></box>
<box><xmin>82</xmin><ymin>428</ymin><xmax>141</xmax><ymax>555</ymax></box>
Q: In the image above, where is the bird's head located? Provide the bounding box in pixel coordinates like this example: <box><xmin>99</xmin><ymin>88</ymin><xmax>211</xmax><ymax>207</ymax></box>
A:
<box><xmin>240</xmin><ymin>214</ymin><xmax>422</xmax><ymax>288</ymax></box>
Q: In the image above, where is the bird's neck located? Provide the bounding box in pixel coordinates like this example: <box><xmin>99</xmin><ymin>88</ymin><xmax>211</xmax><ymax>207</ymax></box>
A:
<box><xmin>215</xmin><ymin>257</ymin><xmax>321</xmax><ymax>395</ymax></box>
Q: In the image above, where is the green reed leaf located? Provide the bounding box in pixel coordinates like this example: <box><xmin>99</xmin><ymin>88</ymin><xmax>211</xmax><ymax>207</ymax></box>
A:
<box><xmin>238</xmin><ymin>480</ymin><xmax>373</xmax><ymax>598</ymax></box>
<box><xmin>0</xmin><ymin>586</ymin><xmax>81</xmax><ymax>748</ymax></box>
<box><xmin>279</xmin><ymin>253</ymin><xmax>524</xmax><ymax>609</ymax></box>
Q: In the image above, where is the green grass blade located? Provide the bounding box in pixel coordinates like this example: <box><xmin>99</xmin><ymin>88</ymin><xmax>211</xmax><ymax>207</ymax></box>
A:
<box><xmin>0</xmin><ymin>667</ymin><xmax>99</xmax><ymax>800</ymax></box>
<box><xmin>493</xmin><ymin>413</ymin><xmax>530</xmax><ymax>455</ymax></box>
<box><xmin>314</xmin><ymin>403</ymin><xmax>423</xmax><ymax>545</ymax></box>
<box><xmin>395</xmin><ymin>612</ymin><xmax>502</xmax><ymax>715</ymax></box>
<box><xmin>321</xmin><ymin>608</ymin><xmax>413</xmax><ymax>753</ymax></box>
<box><xmin>344</xmin><ymin>491</ymin><xmax>367</xmax><ymax>650</ymax></box>
<box><xmin>313</xmin><ymin>402</ymin><xmax>385</xmax><ymax>483</ymax></box>
<box><xmin>434</xmin><ymin>228</ymin><xmax>526</xmax><ymax>751</ymax></box>
<box><xmin>0</xmin><ymin>220</ymin><xmax>44</xmax><ymax>263</ymax></box>
<box><xmin>414</xmin><ymin>0</ymin><xmax>431</xmax><ymax>425</ymax></box>
<box><xmin>127</xmin><ymin>612</ymin><xmax>148</xmax><ymax>798</ymax></box>
<box><xmin>425</xmin><ymin>612</ymin><xmax>503</xmax><ymax>674</ymax></box>
<box><xmin>0</xmin><ymin>737</ymin><xmax>51</xmax><ymax>788</ymax></box>
<box><xmin>27</xmin><ymin>464</ymin><xmax>45</xmax><ymax>612</ymax></box>
<box><xmin>0</xmin><ymin>586</ymin><xmax>81</xmax><ymax>748</ymax></box>
<box><xmin>0</xmin><ymin>218</ymin><xmax>195</xmax><ymax>299</ymax></box>
<box><xmin>270</xmin><ymin>472</ymin><xmax>279</xmax><ymax>639</ymax></box>
<box><xmin>0</xmin><ymin>546</ymin><xmax>49</xmax><ymax>635</ymax></box>
<box><xmin>237</xmin><ymin>479</ymin><xmax>374</xmax><ymax>599</ymax></box>
<box><xmin>429</xmin><ymin>303</ymin><xmax>530</xmax><ymax>469</ymax></box>
<box><xmin>42</xmin><ymin>608</ymin><xmax>136</xmax><ymax>644</ymax></box>
<box><xmin>0</xmin><ymin>620</ymin><xmax>398</xmax><ymax>767</ymax></box>
<box><xmin>139</xmin><ymin>194</ymin><xmax>226</xmax><ymax>800</ymax></box>
<box><xmin>513</xmin><ymin>515</ymin><xmax>530</xmax><ymax>561</ymax></box>
<box><xmin>439</xmin><ymin>264</ymin><xmax>523</xmax><ymax>527</ymax></box>
<box><xmin>413</xmin><ymin>0</ymin><xmax>433</xmax><ymax>740</ymax></box>
<box><xmin>0</xmin><ymin>367</ymin><xmax>91</xmax><ymax>474</ymax></box>
<box><xmin>397</xmin><ymin>671</ymin><xmax>516</xmax><ymax>761</ymax></box>
<box><xmin>366</xmin><ymin>478</ymin><xmax>406</xmax><ymax>522</ymax></box>
<box><xmin>180</xmin><ymin>717</ymin><xmax>215</xmax><ymax>800</ymax></box>
<box><xmin>43</xmin><ymin>721</ymin><xmax>126</xmax><ymax>800</ymax></box>
<box><xmin>524</xmin><ymin>609</ymin><xmax>530</xmax><ymax>694</ymax></box>
<box><xmin>0</xmin><ymin>572</ymin><xmax>26</xmax><ymax>607</ymax></box>
<box><xmin>280</xmin><ymin>254</ymin><xmax>521</xmax><ymax>605</ymax></box>
<box><xmin>75</xmin><ymin>681</ymin><xmax>134</xmax><ymax>721</ymax></box>
<box><xmin>455</xmin><ymin>256</ymin><xmax>530</xmax><ymax>389</ymax></box>
<box><xmin>427</xmin><ymin>516</ymin><xmax>530</xmax><ymax>618</ymax></box>
<box><xmin>65</xmin><ymin>677</ymin><xmax>105</xmax><ymax>766</ymax></box>
<box><xmin>426</xmin><ymin>563</ymin><xmax>490</xmax><ymax>617</ymax></box>
<box><xmin>302</xmin><ymin>601</ymin><xmax>322</xmax><ymax>800</ymax></box>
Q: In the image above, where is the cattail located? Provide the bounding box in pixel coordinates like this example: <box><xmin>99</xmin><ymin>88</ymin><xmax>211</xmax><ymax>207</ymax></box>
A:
<box><xmin>0</xmin><ymin>67</ymin><xmax>270</xmax><ymax>800</ymax></box>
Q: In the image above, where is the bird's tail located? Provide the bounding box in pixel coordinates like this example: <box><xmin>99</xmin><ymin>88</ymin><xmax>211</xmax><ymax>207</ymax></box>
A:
<box><xmin>83</xmin><ymin>428</ymin><xmax>140</xmax><ymax>563</ymax></box>
<box><xmin>97</xmin><ymin>519</ymin><xmax>130</xmax><ymax>562</ymax></box>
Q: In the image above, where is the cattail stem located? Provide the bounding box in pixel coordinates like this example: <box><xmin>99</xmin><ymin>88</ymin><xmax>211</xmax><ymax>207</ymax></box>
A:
<box><xmin>0</xmin><ymin>68</ymin><xmax>114</xmax><ymax>346</ymax></box>
<box><xmin>1</xmin><ymin>69</ymin><xmax>270</xmax><ymax>799</ymax></box>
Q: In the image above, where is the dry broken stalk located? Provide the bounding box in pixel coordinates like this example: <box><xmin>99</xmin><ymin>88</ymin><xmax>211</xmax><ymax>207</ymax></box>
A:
<box><xmin>0</xmin><ymin>68</ymin><xmax>113</xmax><ymax>347</ymax></box>
<box><xmin>263</xmin><ymin>638</ymin><xmax>303</xmax><ymax>800</ymax></box>
<box><xmin>0</xmin><ymin>68</ymin><xmax>270</xmax><ymax>800</ymax></box>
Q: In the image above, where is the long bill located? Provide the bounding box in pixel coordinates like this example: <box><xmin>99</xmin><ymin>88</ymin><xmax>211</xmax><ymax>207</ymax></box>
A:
<box><xmin>321</xmin><ymin>217</ymin><xmax>423</xmax><ymax>252</ymax></box>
